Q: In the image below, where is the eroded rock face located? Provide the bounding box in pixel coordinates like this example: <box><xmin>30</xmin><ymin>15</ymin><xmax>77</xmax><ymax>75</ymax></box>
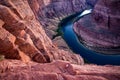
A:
<box><xmin>74</xmin><ymin>0</ymin><xmax>120</xmax><ymax>54</ymax></box>
<box><xmin>0</xmin><ymin>60</ymin><xmax>120</xmax><ymax>80</ymax></box>
<box><xmin>28</xmin><ymin>0</ymin><xmax>87</xmax><ymax>51</ymax></box>
<box><xmin>0</xmin><ymin>0</ymin><xmax>84</xmax><ymax>64</ymax></box>
<box><xmin>0</xmin><ymin>20</ymin><xmax>19</xmax><ymax>59</ymax></box>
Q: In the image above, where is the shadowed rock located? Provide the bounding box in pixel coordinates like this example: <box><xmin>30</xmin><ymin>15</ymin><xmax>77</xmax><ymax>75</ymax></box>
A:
<box><xmin>28</xmin><ymin>0</ymin><xmax>87</xmax><ymax>51</ymax></box>
<box><xmin>0</xmin><ymin>0</ymin><xmax>84</xmax><ymax>64</ymax></box>
<box><xmin>74</xmin><ymin>0</ymin><xmax>120</xmax><ymax>54</ymax></box>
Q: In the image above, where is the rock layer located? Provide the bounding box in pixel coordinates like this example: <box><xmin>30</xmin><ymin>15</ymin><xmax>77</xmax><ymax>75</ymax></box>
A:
<box><xmin>28</xmin><ymin>0</ymin><xmax>87</xmax><ymax>50</ymax></box>
<box><xmin>0</xmin><ymin>60</ymin><xmax>120</xmax><ymax>80</ymax></box>
<box><xmin>0</xmin><ymin>0</ymin><xmax>83</xmax><ymax>64</ymax></box>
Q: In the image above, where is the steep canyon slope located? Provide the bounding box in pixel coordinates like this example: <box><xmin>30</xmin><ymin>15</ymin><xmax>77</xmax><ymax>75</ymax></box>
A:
<box><xmin>0</xmin><ymin>0</ymin><xmax>83</xmax><ymax>64</ymax></box>
<box><xmin>0</xmin><ymin>0</ymin><xmax>120</xmax><ymax>80</ymax></box>
<box><xmin>28</xmin><ymin>0</ymin><xmax>87</xmax><ymax>51</ymax></box>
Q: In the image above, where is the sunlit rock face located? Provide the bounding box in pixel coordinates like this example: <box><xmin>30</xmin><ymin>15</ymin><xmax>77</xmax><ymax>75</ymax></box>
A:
<box><xmin>1</xmin><ymin>60</ymin><xmax>120</xmax><ymax>80</ymax></box>
<box><xmin>0</xmin><ymin>0</ymin><xmax>84</xmax><ymax>64</ymax></box>
<box><xmin>74</xmin><ymin>0</ymin><xmax>120</xmax><ymax>54</ymax></box>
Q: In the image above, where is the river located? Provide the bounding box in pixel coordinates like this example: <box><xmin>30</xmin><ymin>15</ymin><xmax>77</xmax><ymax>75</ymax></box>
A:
<box><xmin>59</xmin><ymin>9</ymin><xmax>120</xmax><ymax>65</ymax></box>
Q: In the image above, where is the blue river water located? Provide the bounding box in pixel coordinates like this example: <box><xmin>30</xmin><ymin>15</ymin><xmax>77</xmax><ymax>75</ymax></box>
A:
<box><xmin>60</xmin><ymin>9</ymin><xmax>120</xmax><ymax>65</ymax></box>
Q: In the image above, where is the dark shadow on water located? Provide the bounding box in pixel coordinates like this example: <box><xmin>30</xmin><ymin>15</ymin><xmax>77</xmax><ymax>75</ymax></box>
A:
<box><xmin>59</xmin><ymin>9</ymin><xmax>120</xmax><ymax>65</ymax></box>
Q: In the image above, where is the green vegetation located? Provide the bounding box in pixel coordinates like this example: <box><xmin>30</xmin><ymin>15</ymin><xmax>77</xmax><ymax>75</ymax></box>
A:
<box><xmin>52</xmin><ymin>27</ymin><xmax>63</xmax><ymax>39</ymax></box>
<box><xmin>0</xmin><ymin>55</ymin><xmax>5</xmax><ymax>61</ymax></box>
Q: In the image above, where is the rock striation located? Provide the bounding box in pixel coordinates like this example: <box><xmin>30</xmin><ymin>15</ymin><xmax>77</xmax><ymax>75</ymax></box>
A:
<box><xmin>0</xmin><ymin>0</ymin><xmax>83</xmax><ymax>64</ymax></box>
<box><xmin>0</xmin><ymin>60</ymin><xmax>120</xmax><ymax>80</ymax></box>
<box><xmin>74</xmin><ymin>0</ymin><xmax>120</xmax><ymax>54</ymax></box>
<box><xmin>28</xmin><ymin>0</ymin><xmax>87</xmax><ymax>50</ymax></box>
<box><xmin>28</xmin><ymin>0</ymin><xmax>98</xmax><ymax>53</ymax></box>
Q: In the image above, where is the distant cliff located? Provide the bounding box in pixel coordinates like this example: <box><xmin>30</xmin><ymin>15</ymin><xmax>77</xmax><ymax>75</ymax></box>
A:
<box><xmin>74</xmin><ymin>0</ymin><xmax>120</xmax><ymax>54</ymax></box>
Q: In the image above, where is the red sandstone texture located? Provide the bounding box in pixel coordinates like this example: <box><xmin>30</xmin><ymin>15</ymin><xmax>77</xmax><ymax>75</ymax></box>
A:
<box><xmin>0</xmin><ymin>60</ymin><xmax>120</xmax><ymax>80</ymax></box>
<box><xmin>0</xmin><ymin>0</ymin><xmax>83</xmax><ymax>64</ymax></box>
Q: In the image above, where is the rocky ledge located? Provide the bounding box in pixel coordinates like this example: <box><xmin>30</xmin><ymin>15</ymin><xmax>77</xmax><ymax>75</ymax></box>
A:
<box><xmin>0</xmin><ymin>60</ymin><xmax>120</xmax><ymax>80</ymax></box>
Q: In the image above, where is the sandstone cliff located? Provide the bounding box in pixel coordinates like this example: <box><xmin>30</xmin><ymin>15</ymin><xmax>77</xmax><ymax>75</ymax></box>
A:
<box><xmin>0</xmin><ymin>0</ymin><xmax>83</xmax><ymax>64</ymax></box>
<box><xmin>28</xmin><ymin>0</ymin><xmax>97</xmax><ymax>52</ymax></box>
<box><xmin>28</xmin><ymin>0</ymin><xmax>87</xmax><ymax>51</ymax></box>
<box><xmin>0</xmin><ymin>0</ymin><xmax>120</xmax><ymax>80</ymax></box>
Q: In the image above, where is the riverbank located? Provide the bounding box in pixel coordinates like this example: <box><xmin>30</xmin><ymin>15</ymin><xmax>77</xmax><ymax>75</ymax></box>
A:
<box><xmin>73</xmin><ymin>0</ymin><xmax>120</xmax><ymax>55</ymax></box>
<box><xmin>29</xmin><ymin>0</ymin><xmax>98</xmax><ymax>52</ymax></box>
<box><xmin>60</xmin><ymin>9</ymin><xmax>120</xmax><ymax>65</ymax></box>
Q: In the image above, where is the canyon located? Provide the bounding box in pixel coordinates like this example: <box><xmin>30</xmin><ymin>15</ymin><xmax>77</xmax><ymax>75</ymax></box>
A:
<box><xmin>28</xmin><ymin>0</ymin><xmax>87</xmax><ymax>51</ymax></box>
<box><xmin>0</xmin><ymin>0</ymin><xmax>84</xmax><ymax>64</ymax></box>
<box><xmin>0</xmin><ymin>0</ymin><xmax>120</xmax><ymax>80</ymax></box>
